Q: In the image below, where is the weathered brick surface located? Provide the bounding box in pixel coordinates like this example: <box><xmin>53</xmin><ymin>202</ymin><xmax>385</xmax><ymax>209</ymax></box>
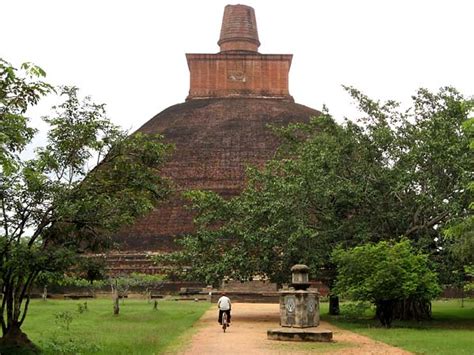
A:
<box><xmin>187</xmin><ymin>4</ymin><xmax>291</xmax><ymax>101</ymax></box>
<box><xmin>218</xmin><ymin>4</ymin><xmax>260</xmax><ymax>52</ymax></box>
<box><xmin>186</xmin><ymin>53</ymin><xmax>292</xmax><ymax>100</ymax></box>
<box><xmin>113</xmin><ymin>98</ymin><xmax>319</xmax><ymax>251</ymax></box>
<box><xmin>222</xmin><ymin>280</ymin><xmax>278</xmax><ymax>292</ymax></box>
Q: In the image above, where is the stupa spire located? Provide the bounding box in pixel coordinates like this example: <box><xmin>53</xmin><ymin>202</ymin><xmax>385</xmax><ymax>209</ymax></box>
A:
<box><xmin>186</xmin><ymin>4</ymin><xmax>293</xmax><ymax>101</ymax></box>
<box><xmin>218</xmin><ymin>4</ymin><xmax>260</xmax><ymax>52</ymax></box>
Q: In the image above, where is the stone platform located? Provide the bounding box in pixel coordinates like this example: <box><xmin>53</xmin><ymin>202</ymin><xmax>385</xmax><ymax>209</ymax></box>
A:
<box><xmin>267</xmin><ymin>327</ymin><xmax>333</xmax><ymax>342</ymax></box>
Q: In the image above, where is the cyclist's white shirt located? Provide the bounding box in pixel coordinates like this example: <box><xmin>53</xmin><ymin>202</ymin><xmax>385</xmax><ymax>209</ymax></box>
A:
<box><xmin>218</xmin><ymin>296</ymin><xmax>231</xmax><ymax>310</ymax></box>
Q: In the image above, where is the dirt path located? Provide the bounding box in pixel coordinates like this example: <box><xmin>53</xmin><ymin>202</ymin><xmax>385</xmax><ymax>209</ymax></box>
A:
<box><xmin>177</xmin><ymin>303</ymin><xmax>411</xmax><ymax>355</ymax></box>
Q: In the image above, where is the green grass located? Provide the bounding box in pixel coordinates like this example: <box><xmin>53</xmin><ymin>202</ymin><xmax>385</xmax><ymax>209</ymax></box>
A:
<box><xmin>22</xmin><ymin>298</ymin><xmax>210</xmax><ymax>354</ymax></box>
<box><xmin>18</xmin><ymin>298</ymin><xmax>474</xmax><ymax>354</ymax></box>
<box><xmin>322</xmin><ymin>299</ymin><xmax>474</xmax><ymax>355</ymax></box>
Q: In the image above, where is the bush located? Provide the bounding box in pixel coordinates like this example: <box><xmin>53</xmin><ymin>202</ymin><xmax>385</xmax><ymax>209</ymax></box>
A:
<box><xmin>41</xmin><ymin>336</ymin><xmax>101</xmax><ymax>354</ymax></box>
<box><xmin>54</xmin><ymin>311</ymin><xmax>73</xmax><ymax>331</ymax></box>
<box><xmin>340</xmin><ymin>302</ymin><xmax>373</xmax><ymax>319</ymax></box>
<box><xmin>332</xmin><ymin>239</ymin><xmax>441</xmax><ymax>327</ymax></box>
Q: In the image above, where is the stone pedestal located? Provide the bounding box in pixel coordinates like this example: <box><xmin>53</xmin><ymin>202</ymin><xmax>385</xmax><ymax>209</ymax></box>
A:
<box><xmin>268</xmin><ymin>264</ymin><xmax>333</xmax><ymax>342</ymax></box>
<box><xmin>280</xmin><ymin>290</ymin><xmax>319</xmax><ymax>328</ymax></box>
<box><xmin>267</xmin><ymin>328</ymin><xmax>333</xmax><ymax>342</ymax></box>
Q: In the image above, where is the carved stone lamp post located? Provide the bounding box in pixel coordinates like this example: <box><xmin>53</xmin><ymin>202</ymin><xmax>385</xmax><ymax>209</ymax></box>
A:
<box><xmin>280</xmin><ymin>264</ymin><xmax>319</xmax><ymax>328</ymax></box>
<box><xmin>268</xmin><ymin>264</ymin><xmax>332</xmax><ymax>342</ymax></box>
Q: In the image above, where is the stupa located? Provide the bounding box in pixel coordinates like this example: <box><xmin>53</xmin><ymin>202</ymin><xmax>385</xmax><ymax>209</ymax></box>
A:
<box><xmin>109</xmin><ymin>5</ymin><xmax>320</xmax><ymax>274</ymax></box>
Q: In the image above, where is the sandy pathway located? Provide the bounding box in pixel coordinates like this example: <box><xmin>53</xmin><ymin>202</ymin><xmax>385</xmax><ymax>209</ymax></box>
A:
<box><xmin>177</xmin><ymin>303</ymin><xmax>411</xmax><ymax>355</ymax></box>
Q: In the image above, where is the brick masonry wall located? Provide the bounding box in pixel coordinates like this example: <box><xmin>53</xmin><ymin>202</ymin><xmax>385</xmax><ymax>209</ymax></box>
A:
<box><xmin>218</xmin><ymin>4</ymin><xmax>260</xmax><ymax>52</ymax></box>
<box><xmin>186</xmin><ymin>53</ymin><xmax>292</xmax><ymax>100</ymax></box>
<box><xmin>113</xmin><ymin>98</ymin><xmax>320</xmax><ymax>251</ymax></box>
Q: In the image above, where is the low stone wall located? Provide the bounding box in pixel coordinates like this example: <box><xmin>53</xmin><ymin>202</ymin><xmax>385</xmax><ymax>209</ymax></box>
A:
<box><xmin>211</xmin><ymin>291</ymin><xmax>279</xmax><ymax>303</ymax></box>
<box><xmin>222</xmin><ymin>280</ymin><xmax>277</xmax><ymax>293</ymax></box>
<box><xmin>32</xmin><ymin>281</ymin><xmax>207</xmax><ymax>299</ymax></box>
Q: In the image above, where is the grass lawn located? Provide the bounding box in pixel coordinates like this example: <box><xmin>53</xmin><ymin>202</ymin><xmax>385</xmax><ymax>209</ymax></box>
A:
<box><xmin>322</xmin><ymin>299</ymin><xmax>474</xmax><ymax>355</ymax></box>
<box><xmin>22</xmin><ymin>298</ymin><xmax>210</xmax><ymax>354</ymax></box>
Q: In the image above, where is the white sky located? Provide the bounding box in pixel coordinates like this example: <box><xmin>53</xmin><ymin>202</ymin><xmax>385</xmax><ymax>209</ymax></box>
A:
<box><xmin>2</xmin><ymin>0</ymin><xmax>473</xmax><ymax>135</ymax></box>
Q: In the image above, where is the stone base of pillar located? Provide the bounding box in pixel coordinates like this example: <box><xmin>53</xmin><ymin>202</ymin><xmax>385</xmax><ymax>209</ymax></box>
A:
<box><xmin>267</xmin><ymin>327</ymin><xmax>333</xmax><ymax>342</ymax></box>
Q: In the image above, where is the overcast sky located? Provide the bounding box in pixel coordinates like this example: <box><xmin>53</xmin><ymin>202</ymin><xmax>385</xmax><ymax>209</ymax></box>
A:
<box><xmin>2</xmin><ymin>0</ymin><xmax>473</xmax><ymax>134</ymax></box>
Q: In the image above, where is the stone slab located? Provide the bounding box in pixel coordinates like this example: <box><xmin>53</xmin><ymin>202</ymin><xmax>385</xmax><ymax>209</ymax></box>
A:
<box><xmin>267</xmin><ymin>327</ymin><xmax>333</xmax><ymax>342</ymax></box>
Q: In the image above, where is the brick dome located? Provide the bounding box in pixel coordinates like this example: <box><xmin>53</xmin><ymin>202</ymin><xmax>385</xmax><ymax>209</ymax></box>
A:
<box><xmin>113</xmin><ymin>98</ymin><xmax>319</xmax><ymax>252</ymax></box>
<box><xmin>108</xmin><ymin>5</ymin><xmax>321</xmax><ymax>274</ymax></box>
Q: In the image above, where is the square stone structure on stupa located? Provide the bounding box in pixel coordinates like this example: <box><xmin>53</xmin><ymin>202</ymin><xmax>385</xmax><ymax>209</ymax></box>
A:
<box><xmin>110</xmin><ymin>4</ymin><xmax>320</xmax><ymax>274</ymax></box>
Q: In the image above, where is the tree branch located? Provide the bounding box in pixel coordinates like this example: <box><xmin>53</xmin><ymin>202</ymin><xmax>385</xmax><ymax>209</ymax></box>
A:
<box><xmin>405</xmin><ymin>211</ymin><xmax>449</xmax><ymax>236</ymax></box>
<box><xmin>18</xmin><ymin>271</ymin><xmax>38</xmax><ymax>326</ymax></box>
<box><xmin>1</xmin><ymin>193</ymin><xmax>9</xmax><ymax>239</ymax></box>
<box><xmin>28</xmin><ymin>206</ymin><xmax>54</xmax><ymax>246</ymax></box>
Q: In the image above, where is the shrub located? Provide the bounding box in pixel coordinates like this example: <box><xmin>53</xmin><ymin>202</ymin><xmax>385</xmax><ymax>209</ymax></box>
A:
<box><xmin>332</xmin><ymin>239</ymin><xmax>441</xmax><ymax>327</ymax></box>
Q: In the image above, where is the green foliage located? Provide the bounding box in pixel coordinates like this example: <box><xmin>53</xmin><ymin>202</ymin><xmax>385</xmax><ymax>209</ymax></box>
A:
<box><xmin>110</xmin><ymin>273</ymin><xmax>165</xmax><ymax>289</ymax></box>
<box><xmin>40</xmin><ymin>336</ymin><xmax>101</xmax><ymax>354</ymax></box>
<box><xmin>339</xmin><ymin>302</ymin><xmax>373</xmax><ymax>320</ymax></box>
<box><xmin>0</xmin><ymin>59</ymin><xmax>53</xmax><ymax>171</ymax></box>
<box><xmin>332</xmin><ymin>239</ymin><xmax>441</xmax><ymax>326</ymax></box>
<box><xmin>59</xmin><ymin>276</ymin><xmax>106</xmax><ymax>289</ymax></box>
<box><xmin>444</xmin><ymin>216</ymin><xmax>474</xmax><ymax>265</ymax></box>
<box><xmin>55</xmin><ymin>273</ymin><xmax>165</xmax><ymax>291</ymax></box>
<box><xmin>54</xmin><ymin>311</ymin><xmax>73</xmax><ymax>331</ymax></box>
<box><xmin>164</xmin><ymin>87</ymin><xmax>472</xmax><ymax>289</ymax></box>
<box><xmin>76</xmin><ymin>257</ymin><xmax>107</xmax><ymax>284</ymax></box>
<box><xmin>441</xmin><ymin>116</ymin><xmax>474</xmax><ymax>293</ymax></box>
<box><xmin>163</xmin><ymin>113</ymin><xmax>384</xmax><ymax>286</ymax></box>
<box><xmin>0</xmin><ymin>58</ymin><xmax>172</xmax><ymax>342</ymax></box>
<box><xmin>109</xmin><ymin>273</ymin><xmax>166</xmax><ymax>310</ymax></box>
<box><xmin>332</xmin><ymin>239</ymin><xmax>441</xmax><ymax>302</ymax></box>
<box><xmin>463</xmin><ymin>265</ymin><xmax>474</xmax><ymax>292</ymax></box>
<box><xmin>77</xmin><ymin>302</ymin><xmax>87</xmax><ymax>314</ymax></box>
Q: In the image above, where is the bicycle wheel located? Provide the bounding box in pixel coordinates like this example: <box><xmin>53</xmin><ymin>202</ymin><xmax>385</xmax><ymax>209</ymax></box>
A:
<box><xmin>222</xmin><ymin>312</ymin><xmax>227</xmax><ymax>332</ymax></box>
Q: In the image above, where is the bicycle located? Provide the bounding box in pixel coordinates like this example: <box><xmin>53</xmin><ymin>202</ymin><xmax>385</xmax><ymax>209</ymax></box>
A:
<box><xmin>222</xmin><ymin>312</ymin><xmax>228</xmax><ymax>332</ymax></box>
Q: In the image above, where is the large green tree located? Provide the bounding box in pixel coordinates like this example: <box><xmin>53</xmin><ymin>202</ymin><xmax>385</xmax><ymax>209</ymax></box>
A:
<box><xmin>332</xmin><ymin>239</ymin><xmax>441</xmax><ymax>327</ymax></box>
<box><xmin>442</xmin><ymin>116</ymin><xmax>474</xmax><ymax>293</ymax></box>
<box><xmin>164</xmin><ymin>86</ymin><xmax>472</xmax><ymax>315</ymax></box>
<box><xmin>0</xmin><ymin>60</ymin><xmax>172</xmax><ymax>351</ymax></box>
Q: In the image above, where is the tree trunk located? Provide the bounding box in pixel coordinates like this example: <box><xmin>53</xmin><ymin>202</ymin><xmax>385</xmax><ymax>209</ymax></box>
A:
<box><xmin>392</xmin><ymin>298</ymin><xmax>432</xmax><ymax>321</ymax></box>
<box><xmin>42</xmin><ymin>286</ymin><xmax>47</xmax><ymax>301</ymax></box>
<box><xmin>329</xmin><ymin>295</ymin><xmax>340</xmax><ymax>315</ymax></box>
<box><xmin>0</xmin><ymin>323</ymin><xmax>39</xmax><ymax>354</ymax></box>
<box><xmin>113</xmin><ymin>295</ymin><xmax>120</xmax><ymax>315</ymax></box>
<box><xmin>89</xmin><ymin>282</ymin><xmax>96</xmax><ymax>299</ymax></box>
<box><xmin>375</xmin><ymin>300</ymin><xmax>395</xmax><ymax>327</ymax></box>
<box><xmin>111</xmin><ymin>280</ymin><xmax>120</xmax><ymax>315</ymax></box>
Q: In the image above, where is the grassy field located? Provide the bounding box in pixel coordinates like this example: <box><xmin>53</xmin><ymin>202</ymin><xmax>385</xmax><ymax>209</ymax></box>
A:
<box><xmin>22</xmin><ymin>298</ymin><xmax>210</xmax><ymax>354</ymax></box>
<box><xmin>17</xmin><ymin>298</ymin><xmax>474</xmax><ymax>354</ymax></box>
<box><xmin>322</xmin><ymin>299</ymin><xmax>474</xmax><ymax>355</ymax></box>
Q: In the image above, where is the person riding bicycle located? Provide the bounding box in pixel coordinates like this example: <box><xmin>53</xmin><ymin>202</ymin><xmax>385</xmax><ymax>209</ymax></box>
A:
<box><xmin>217</xmin><ymin>292</ymin><xmax>231</xmax><ymax>326</ymax></box>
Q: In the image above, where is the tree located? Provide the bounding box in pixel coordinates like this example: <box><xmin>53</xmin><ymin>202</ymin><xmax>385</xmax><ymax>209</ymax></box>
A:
<box><xmin>332</xmin><ymin>239</ymin><xmax>441</xmax><ymax>327</ymax></box>
<box><xmin>163</xmin><ymin>111</ymin><xmax>389</xmax><ymax>318</ymax></box>
<box><xmin>76</xmin><ymin>256</ymin><xmax>107</xmax><ymax>285</ymax></box>
<box><xmin>1</xmin><ymin>59</ymin><xmax>52</xmax><ymax>171</ymax></box>
<box><xmin>442</xmin><ymin>116</ymin><xmax>474</xmax><ymax>297</ymax></box>
<box><xmin>163</xmin><ymin>87</ymin><xmax>472</xmax><ymax>317</ymax></box>
<box><xmin>108</xmin><ymin>273</ymin><xmax>165</xmax><ymax>315</ymax></box>
<box><xmin>0</xmin><ymin>60</ymin><xmax>172</xmax><ymax>351</ymax></box>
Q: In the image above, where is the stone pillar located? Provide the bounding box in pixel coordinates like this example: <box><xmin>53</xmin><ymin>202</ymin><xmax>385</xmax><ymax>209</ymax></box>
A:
<box><xmin>268</xmin><ymin>264</ymin><xmax>333</xmax><ymax>342</ymax></box>
<box><xmin>280</xmin><ymin>290</ymin><xmax>320</xmax><ymax>328</ymax></box>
